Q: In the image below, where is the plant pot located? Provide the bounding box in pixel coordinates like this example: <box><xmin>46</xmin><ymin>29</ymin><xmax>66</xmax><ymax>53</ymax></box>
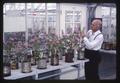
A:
<box><xmin>65</xmin><ymin>49</ymin><xmax>74</xmax><ymax>63</ymax></box>
<box><xmin>65</xmin><ymin>53</ymin><xmax>74</xmax><ymax>63</ymax></box>
<box><xmin>3</xmin><ymin>64</ymin><xmax>11</xmax><ymax>77</ymax></box>
<box><xmin>10</xmin><ymin>51</ymin><xmax>19</xmax><ymax>70</ymax></box>
<box><xmin>77</xmin><ymin>48</ymin><xmax>85</xmax><ymax>60</ymax></box>
<box><xmin>11</xmin><ymin>60</ymin><xmax>19</xmax><ymax>70</ymax></box>
<box><xmin>3</xmin><ymin>53</ymin><xmax>11</xmax><ymax>77</ymax></box>
<box><xmin>21</xmin><ymin>62</ymin><xmax>32</xmax><ymax>73</ymax></box>
<box><xmin>37</xmin><ymin>58</ymin><xmax>47</xmax><ymax>69</ymax></box>
<box><xmin>51</xmin><ymin>54</ymin><xmax>59</xmax><ymax>66</ymax></box>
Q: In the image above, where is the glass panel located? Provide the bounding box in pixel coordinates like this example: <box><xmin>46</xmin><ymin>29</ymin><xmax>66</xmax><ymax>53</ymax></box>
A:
<box><xmin>102</xmin><ymin>18</ymin><xmax>110</xmax><ymax>42</ymax></box>
<box><xmin>74</xmin><ymin>23</ymin><xmax>81</xmax><ymax>33</ymax></box>
<box><xmin>48</xmin><ymin>15</ymin><xmax>56</xmax><ymax>22</ymax></box>
<box><xmin>18</xmin><ymin>3</ymin><xmax>25</xmax><ymax>10</ymax></box>
<box><xmin>110</xmin><ymin>8</ymin><xmax>116</xmax><ymax>43</ymax></box>
<box><xmin>5</xmin><ymin>3</ymin><xmax>10</xmax><ymax>10</ymax></box>
<box><xmin>74</xmin><ymin>11</ymin><xmax>81</xmax><ymax>22</ymax></box>
<box><xmin>102</xmin><ymin>7</ymin><xmax>110</xmax><ymax>16</ymax></box>
<box><xmin>101</xmin><ymin>6</ymin><xmax>116</xmax><ymax>50</ymax></box>
<box><xmin>4</xmin><ymin>4</ymin><xmax>26</xmax><ymax>32</ymax></box>
<box><xmin>27</xmin><ymin>3</ymin><xmax>32</xmax><ymax>10</ymax></box>
<box><xmin>40</xmin><ymin>3</ymin><xmax>45</xmax><ymax>10</ymax></box>
<box><xmin>65</xmin><ymin>10</ymin><xmax>81</xmax><ymax>35</ymax></box>
<box><xmin>111</xmin><ymin>8</ymin><xmax>116</xmax><ymax>17</ymax></box>
<box><xmin>47</xmin><ymin>3</ymin><xmax>56</xmax><ymax>10</ymax></box>
<box><xmin>65</xmin><ymin>11</ymin><xmax>73</xmax><ymax>22</ymax></box>
<box><xmin>3</xmin><ymin>3</ymin><xmax>26</xmax><ymax>52</ymax></box>
<box><xmin>65</xmin><ymin>23</ymin><xmax>73</xmax><ymax>34</ymax></box>
<box><xmin>47</xmin><ymin>4</ymin><xmax>56</xmax><ymax>34</ymax></box>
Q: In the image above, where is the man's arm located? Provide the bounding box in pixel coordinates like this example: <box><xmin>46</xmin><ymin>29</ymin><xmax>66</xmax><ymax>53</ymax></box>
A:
<box><xmin>83</xmin><ymin>34</ymin><xmax>104</xmax><ymax>49</ymax></box>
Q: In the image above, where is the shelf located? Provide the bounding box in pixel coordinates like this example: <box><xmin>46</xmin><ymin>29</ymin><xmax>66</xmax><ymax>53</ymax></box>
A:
<box><xmin>100</xmin><ymin>49</ymin><xmax>116</xmax><ymax>55</ymax></box>
<box><xmin>4</xmin><ymin>59</ymin><xmax>89</xmax><ymax>80</ymax></box>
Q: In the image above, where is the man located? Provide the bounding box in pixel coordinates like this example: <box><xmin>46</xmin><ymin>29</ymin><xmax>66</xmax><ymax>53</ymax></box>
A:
<box><xmin>81</xmin><ymin>19</ymin><xmax>104</xmax><ymax>80</ymax></box>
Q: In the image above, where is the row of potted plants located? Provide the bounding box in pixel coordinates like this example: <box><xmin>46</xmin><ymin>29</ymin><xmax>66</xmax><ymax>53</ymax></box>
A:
<box><xmin>3</xmin><ymin>29</ymin><xmax>85</xmax><ymax>77</ymax></box>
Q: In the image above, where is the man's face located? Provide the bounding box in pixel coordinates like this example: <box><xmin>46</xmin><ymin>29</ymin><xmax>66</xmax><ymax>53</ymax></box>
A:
<box><xmin>91</xmin><ymin>20</ymin><xmax>100</xmax><ymax>32</ymax></box>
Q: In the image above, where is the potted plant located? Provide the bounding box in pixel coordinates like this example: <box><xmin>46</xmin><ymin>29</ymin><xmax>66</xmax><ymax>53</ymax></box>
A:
<box><xmin>64</xmin><ymin>38</ymin><xmax>74</xmax><ymax>63</ymax></box>
<box><xmin>10</xmin><ymin>48</ymin><xmax>19</xmax><ymax>70</ymax></box>
<box><xmin>48</xmin><ymin>34</ymin><xmax>59</xmax><ymax>66</ymax></box>
<box><xmin>31</xmin><ymin>33</ymin><xmax>48</xmax><ymax>69</ymax></box>
<box><xmin>29</xmin><ymin>35</ymin><xmax>39</xmax><ymax>66</ymax></box>
<box><xmin>57</xmin><ymin>38</ymin><xmax>66</xmax><ymax>60</ymax></box>
<box><xmin>39</xmin><ymin>32</ymin><xmax>49</xmax><ymax>63</ymax></box>
<box><xmin>77</xmin><ymin>27</ymin><xmax>86</xmax><ymax>60</ymax></box>
<box><xmin>3</xmin><ymin>49</ymin><xmax>11</xmax><ymax>77</ymax></box>
<box><xmin>21</xmin><ymin>48</ymin><xmax>32</xmax><ymax>73</ymax></box>
<box><xmin>3</xmin><ymin>38</ymin><xmax>15</xmax><ymax>76</ymax></box>
<box><xmin>61</xmin><ymin>34</ymin><xmax>75</xmax><ymax>63</ymax></box>
<box><xmin>50</xmin><ymin>46</ymin><xmax>59</xmax><ymax>66</ymax></box>
<box><xmin>77</xmin><ymin>41</ymin><xmax>85</xmax><ymax>60</ymax></box>
<box><xmin>36</xmin><ymin>48</ymin><xmax>47</xmax><ymax>69</ymax></box>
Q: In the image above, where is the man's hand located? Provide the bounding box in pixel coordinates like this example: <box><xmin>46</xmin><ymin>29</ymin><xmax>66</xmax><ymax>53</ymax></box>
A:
<box><xmin>80</xmin><ymin>31</ymin><xmax>86</xmax><ymax>38</ymax></box>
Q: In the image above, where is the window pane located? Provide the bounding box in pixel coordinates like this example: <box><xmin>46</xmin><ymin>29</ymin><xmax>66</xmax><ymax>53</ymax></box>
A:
<box><xmin>47</xmin><ymin>3</ymin><xmax>56</xmax><ymax>10</ymax></box>
<box><xmin>102</xmin><ymin>7</ymin><xmax>110</xmax><ymax>16</ymax></box>
<box><xmin>65</xmin><ymin>11</ymin><xmax>73</xmax><ymax>22</ymax></box>
<box><xmin>74</xmin><ymin>11</ymin><xmax>81</xmax><ymax>22</ymax></box>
